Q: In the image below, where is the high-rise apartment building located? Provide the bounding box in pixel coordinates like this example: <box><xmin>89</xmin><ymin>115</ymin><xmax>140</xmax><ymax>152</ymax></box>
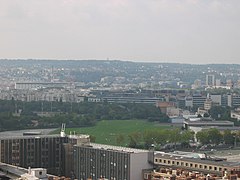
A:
<box><xmin>206</xmin><ymin>74</ymin><xmax>215</xmax><ymax>86</ymax></box>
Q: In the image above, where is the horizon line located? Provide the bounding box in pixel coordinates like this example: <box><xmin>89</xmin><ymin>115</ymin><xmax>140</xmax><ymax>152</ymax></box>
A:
<box><xmin>0</xmin><ymin>58</ymin><xmax>239</xmax><ymax>65</ymax></box>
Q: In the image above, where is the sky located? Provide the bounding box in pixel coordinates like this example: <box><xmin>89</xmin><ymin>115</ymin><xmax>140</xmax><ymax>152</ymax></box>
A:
<box><xmin>0</xmin><ymin>0</ymin><xmax>240</xmax><ymax>64</ymax></box>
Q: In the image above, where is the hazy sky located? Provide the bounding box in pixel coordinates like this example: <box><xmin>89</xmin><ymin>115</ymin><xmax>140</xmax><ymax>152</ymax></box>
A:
<box><xmin>0</xmin><ymin>0</ymin><xmax>240</xmax><ymax>64</ymax></box>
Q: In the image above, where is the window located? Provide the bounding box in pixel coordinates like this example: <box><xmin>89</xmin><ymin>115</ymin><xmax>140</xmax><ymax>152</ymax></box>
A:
<box><xmin>185</xmin><ymin>163</ymin><xmax>188</xmax><ymax>166</ymax></box>
<box><xmin>176</xmin><ymin>162</ymin><xmax>179</xmax><ymax>165</ymax></box>
<box><xmin>190</xmin><ymin>163</ymin><xmax>193</xmax><ymax>167</ymax></box>
<box><xmin>195</xmin><ymin>164</ymin><xmax>198</xmax><ymax>168</ymax></box>
<box><xmin>204</xmin><ymin>165</ymin><xmax>207</xmax><ymax>169</ymax></box>
<box><xmin>214</xmin><ymin>167</ymin><xmax>217</xmax><ymax>171</ymax></box>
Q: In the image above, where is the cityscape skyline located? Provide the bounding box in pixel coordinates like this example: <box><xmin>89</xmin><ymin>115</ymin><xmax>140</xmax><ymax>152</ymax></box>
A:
<box><xmin>1</xmin><ymin>1</ymin><xmax>240</xmax><ymax>178</ymax></box>
<box><xmin>0</xmin><ymin>0</ymin><xmax>240</xmax><ymax>64</ymax></box>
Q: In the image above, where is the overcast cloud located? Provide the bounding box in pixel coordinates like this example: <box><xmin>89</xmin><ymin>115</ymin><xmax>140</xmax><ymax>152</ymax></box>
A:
<box><xmin>0</xmin><ymin>0</ymin><xmax>239</xmax><ymax>64</ymax></box>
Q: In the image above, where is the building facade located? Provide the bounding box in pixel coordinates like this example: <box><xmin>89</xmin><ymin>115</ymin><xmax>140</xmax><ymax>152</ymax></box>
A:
<box><xmin>0</xmin><ymin>135</ymin><xmax>68</xmax><ymax>175</ymax></box>
<box><xmin>154</xmin><ymin>153</ymin><xmax>240</xmax><ymax>176</ymax></box>
<box><xmin>206</xmin><ymin>75</ymin><xmax>215</xmax><ymax>86</ymax></box>
<box><xmin>74</xmin><ymin>143</ymin><xmax>153</xmax><ymax>180</ymax></box>
<box><xmin>192</xmin><ymin>94</ymin><xmax>206</xmax><ymax>107</ymax></box>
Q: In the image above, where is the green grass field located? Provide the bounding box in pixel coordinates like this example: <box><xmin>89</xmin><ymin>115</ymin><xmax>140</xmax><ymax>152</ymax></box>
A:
<box><xmin>53</xmin><ymin>120</ymin><xmax>171</xmax><ymax>146</ymax></box>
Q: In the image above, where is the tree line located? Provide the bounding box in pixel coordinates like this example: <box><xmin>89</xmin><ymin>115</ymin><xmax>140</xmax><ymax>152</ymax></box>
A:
<box><xmin>0</xmin><ymin>100</ymin><xmax>169</xmax><ymax>131</ymax></box>
<box><xmin>196</xmin><ymin>128</ymin><xmax>240</xmax><ymax>146</ymax></box>
<box><xmin>116</xmin><ymin>128</ymin><xmax>195</xmax><ymax>150</ymax></box>
<box><xmin>122</xmin><ymin>128</ymin><xmax>240</xmax><ymax>150</ymax></box>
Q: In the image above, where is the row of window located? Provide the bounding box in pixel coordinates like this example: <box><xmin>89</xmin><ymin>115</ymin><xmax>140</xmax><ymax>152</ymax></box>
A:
<box><xmin>155</xmin><ymin>158</ymin><xmax>227</xmax><ymax>172</ymax></box>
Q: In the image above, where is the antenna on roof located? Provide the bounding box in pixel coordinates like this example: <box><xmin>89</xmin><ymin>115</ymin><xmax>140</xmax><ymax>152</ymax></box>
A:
<box><xmin>60</xmin><ymin>123</ymin><xmax>66</xmax><ymax>137</ymax></box>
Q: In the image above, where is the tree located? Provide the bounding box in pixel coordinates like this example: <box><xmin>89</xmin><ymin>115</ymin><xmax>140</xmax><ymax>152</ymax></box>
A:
<box><xmin>155</xmin><ymin>130</ymin><xmax>169</xmax><ymax>145</ymax></box>
<box><xmin>128</xmin><ymin>132</ymin><xmax>141</xmax><ymax>148</ymax></box>
<box><xmin>196</xmin><ymin>128</ymin><xmax>222</xmax><ymax>145</ymax></box>
<box><xmin>180</xmin><ymin>130</ymin><xmax>194</xmax><ymax>143</ymax></box>
<box><xmin>223</xmin><ymin>130</ymin><xmax>234</xmax><ymax>145</ymax></box>
<box><xmin>89</xmin><ymin>135</ymin><xmax>96</xmax><ymax>143</ymax></box>
<box><xmin>196</xmin><ymin>130</ymin><xmax>209</xmax><ymax>144</ymax></box>
<box><xmin>209</xmin><ymin>106</ymin><xmax>231</xmax><ymax>120</ymax></box>
<box><xmin>116</xmin><ymin>134</ymin><xmax>125</xmax><ymax>145</ymax></box>
<box><xmin>203</xmin><ymin>113</ymin><xmax>210</xmax><ymax>117</ymax></box>
<box><xmin>168</xmin><ymin>128</ymin><xmax>181</xmax><ymax>148</ymax></box>
<box><xmin>208</xmin><ymin>128</ymin><xmax>222</xmax><ymax>144</ymax></box>
<box><xmin>143</xmin><ymin>130</ymin><xmax>155</xmax><ymax>148</ymax></box>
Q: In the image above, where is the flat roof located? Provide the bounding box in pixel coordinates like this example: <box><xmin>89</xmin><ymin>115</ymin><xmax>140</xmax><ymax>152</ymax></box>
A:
<box><xmin>0</xmin><ymin>134</ymin><xmax>63</xmax><ymax>140</ymax></box>
<box><xmin>77</xmin><ymin>143</ymin><xmax>150</xmax><ymax>154</ymax></box>
<box><xmin>0</xmin><ymin>128</ymin><xmax>57</xmax><ymax>138</ymax></box>
<box><xmin>0</xmin><ymin>163</ymin><xmax>56</xmax><ymax>179</ymax></box>
<box><xmin>201</xmin><ymin>127</ymin><xmax>240</xmax><ymax>131</ymax></box>
<box><xmin>0</xmin><ymin>163</ymin><xmax>27</xmax><ymax>177</ymax></box>
<box><xmin>184</xmin><ymin>120</ymin><xmax>234</xmax><ymax>125</ymax></box>
<box><xmin>155</xmin><ymin>153</ymin><xmax>240</xmax><ymax>167</ymax></box>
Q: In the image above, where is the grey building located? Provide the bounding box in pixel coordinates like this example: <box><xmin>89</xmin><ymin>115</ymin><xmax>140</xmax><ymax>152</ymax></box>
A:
<box><xmin>206</xmin><ymin>74</ymin><xmax>215</xmax><ymax>86</ymax></box>
<box><xmin>73</xmin><ymin>143</ymin><xmax>153</xmax><ymax>180</ymax></box>
<box><xmin>222</xmin><ymin>94</ymin><xmax>232</xmax><ymax>107</ymax></box>
<box><xmin>0</xmin><ymin>135</ymin><xmax>68</xmax><ymax>176</ymax></box>
<box><xmin>192</xmin><ymin>94</ymin><xmax>206</xmax><ymax>107</ymax></box>
<box><xmin>233</xmin><ymin>95</ymin><xmax>240</xmax><ymax>107</ymax></box>
<box><xmin>15</xmin><ymin>82</ymin><xmax>70</xmax><ymax>90</ymax></box>
<box><xmin>183</xmin><ymin>119</ymin><xmax>234</xmax><ymax>130</ymax></box>
<box><xmin>102</xmin><ymin>96</ymin><xmax>164</xmax><ymax>104</ymax></box>
<box><xmin>154</xmin><ymin>152</ymin><xmax>240</xmax><ymax>176</ymax></box>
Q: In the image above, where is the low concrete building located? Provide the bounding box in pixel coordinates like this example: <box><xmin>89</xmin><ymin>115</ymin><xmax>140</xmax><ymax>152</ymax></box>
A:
<box><xmin>154</xmin><ymin>152</ymin><xmax>240</xmax><ymax>176</ymax></box>
<box><xmin>0</xmin><ymin>162</ymin><xmax>68</xmax><ymax>180</ymax></box>
<box><xmin>156</xmin><ymin>102</ymin><xmax>175</xmax><ymax>114</ymax></box>
<box><xmin>183</xmin><ymin>119</ymin><xmax>234</xmax><ymax>130</ymax></box>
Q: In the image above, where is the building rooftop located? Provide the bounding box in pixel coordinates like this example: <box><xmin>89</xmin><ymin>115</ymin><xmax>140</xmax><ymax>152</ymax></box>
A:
<box><xmin>0</xmin><ymin>163</ymin><xmax>27</xmax><ymax>177</ymax></box>
<box><xmin>16</xmin><ymin>82</ymin><xmax>69</xmax><ymax>84</ymax></box>
<box><xmin>184</xmin><ymin>120</ymin><xmax>234</xmax><ymax>126</ymax></box>
<box><xmin>78</xmin><ymin>143</ymin><xmax>150</xmax><ymax>154</ymax></box>
<box><xmin>0</xmin><ymin>163</ymin><xmax>56</xmax><ymax>180</ymax></box>
<box><xmin>201</xmin><ymin>126</ymin><xmax>240</xmax><ymax>131</ymax></box>
<box><xmin>0</xmin><ymin>134</ymin><xmax>62</xmax><ymax>140</ymax></box>
<box><xmin>0</xmin><ymin>128</ymin><xmax>56</xmax><ymax>138</ymax></box>
<box><xmin>155</xmin><ymin>152</ymin><xmax>240</xmax><ymax>167</ymax></box>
